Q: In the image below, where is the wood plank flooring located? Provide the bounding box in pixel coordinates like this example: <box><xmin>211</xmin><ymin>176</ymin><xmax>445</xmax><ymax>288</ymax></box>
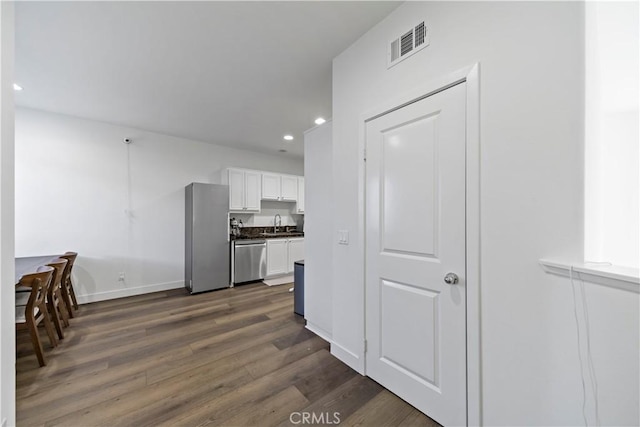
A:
<box><xmin>16</xmin><ymin>283</ymin><xmax>440</xmax><ymax>427</ymax></box>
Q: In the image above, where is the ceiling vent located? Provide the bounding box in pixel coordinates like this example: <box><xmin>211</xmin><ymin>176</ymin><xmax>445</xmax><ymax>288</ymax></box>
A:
<box><xmin>388</xmin><ymin>21</ymin><xmax>430</xmax><ymax>68</ymax></box>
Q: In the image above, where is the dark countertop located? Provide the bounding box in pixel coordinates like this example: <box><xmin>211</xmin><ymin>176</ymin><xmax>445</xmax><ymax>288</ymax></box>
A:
<box><xmin>232</xmin><ymin>232</ymin><xmax>304</xmax><ymax>240</ymax></box>
<box><xmin>230</xmin><ymin>225</ymin><xmax>304</xmax><ymax>240</ymax></box>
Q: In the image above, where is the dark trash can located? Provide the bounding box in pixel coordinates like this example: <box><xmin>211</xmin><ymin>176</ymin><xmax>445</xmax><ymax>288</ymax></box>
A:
<box><xmin>294</xmin><ymin>260</ymin><xmax>304</xmax><ymax>316</ymax></box>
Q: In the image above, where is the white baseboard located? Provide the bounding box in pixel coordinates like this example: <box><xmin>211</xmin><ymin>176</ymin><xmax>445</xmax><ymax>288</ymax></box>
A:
<box><xmin>305</xmin><ymin>322</ymin><xmax>333</xmax><ymax>343</ymax></box>
<box><xmin>76</xmin><ymin>280</ymin><xmax>184</xmax><ymax>304</ymax></box>
<box><xmin>331</xmin><ymin>341</ymin><xmax>364</xmax><ymax>375</ymax></box>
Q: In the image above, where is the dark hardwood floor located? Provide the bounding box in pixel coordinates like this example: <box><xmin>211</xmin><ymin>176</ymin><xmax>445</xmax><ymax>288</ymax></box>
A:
<box><xmin>16</xmin><ymin>282</ymin><xmax>439</xmax><ymax>427</ymax></box>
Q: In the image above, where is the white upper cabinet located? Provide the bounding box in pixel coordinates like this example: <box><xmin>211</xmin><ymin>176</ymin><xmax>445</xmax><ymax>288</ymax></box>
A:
<box><xmin>261</xmin><ymin>172</ymin><xmax>299</xmax><ymax>202</ymax></box>
<box><xmin>262</xmin><ymin>173</ymin><xmax>281</xmax><ymax>201</ymax></box>
<box><xmin>226</xmin><ymin>168</ymin><xmax>261</xmax><ymax>212</ymax></box>
<box><xmin>226</xmin><ymin>168</ymin><xmax>303</xmax><ymax>212</ymax></box>
<box><xmin>280</xmin><ymin>175</ymin><xmax>298</xmax><ymax>201</ymax></box>
<box><xmin>296</xmin><ymin>177</ymin><xmax>305</xmax><ymax>214</ymax></box>
<box><xmin>243</xmin><ymin>170</ymin><xmax>261</xmax><ymax>210</ymax></box>
<box><xmin>228</xmin><ymin>169</ymin><xmax>245</xmax><ymax>210</ymax></box>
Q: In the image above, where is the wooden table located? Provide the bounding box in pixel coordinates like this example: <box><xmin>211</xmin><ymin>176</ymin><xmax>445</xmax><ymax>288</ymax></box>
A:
<box><xmin>15</xmin><ymin>255</ymin><xmax>61</xmax><ymax>284</ymax></box>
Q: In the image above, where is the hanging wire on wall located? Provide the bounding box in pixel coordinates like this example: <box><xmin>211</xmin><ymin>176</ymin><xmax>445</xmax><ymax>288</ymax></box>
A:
<box><xmin>569</xmin><ymin>262</ymin><xmax>609</xmax><ymax>426</ymax></box>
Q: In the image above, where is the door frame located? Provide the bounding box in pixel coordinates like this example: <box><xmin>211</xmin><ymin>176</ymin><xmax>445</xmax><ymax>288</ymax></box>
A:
<box><xmin>359</xmin><ymin>63</ymin><xmax>481</xmax><ymax>426</ymax></box>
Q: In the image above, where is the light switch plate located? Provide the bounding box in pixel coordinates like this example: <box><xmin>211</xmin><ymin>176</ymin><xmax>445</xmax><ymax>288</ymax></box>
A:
<box><xmin>338</xmin><ymin>230</ymin><xmax>349</xmax><ymax>245</ymax></box>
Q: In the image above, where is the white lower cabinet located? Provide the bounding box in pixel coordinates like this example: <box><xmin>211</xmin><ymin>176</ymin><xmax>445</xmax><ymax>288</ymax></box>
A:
<box><xmin>287</xmin><ymin>238</ymin><xmax>304</xmax><ymax>272</ymax></box>
<box><xmin>266</xmin><ymin>237</ymin><xmax>305</xmax><ymax>277</ymax></box>
<box><xmin>266</xmin><ymin>239</ymin><xmax>288</xmax><ymax>277</ymax></box>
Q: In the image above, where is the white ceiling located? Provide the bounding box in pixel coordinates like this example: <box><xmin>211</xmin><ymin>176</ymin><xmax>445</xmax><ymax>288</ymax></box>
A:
<box><xmin>14</xmin><ymin>1</ymin><xmax>399</xmax><ymax>158</ymax></box>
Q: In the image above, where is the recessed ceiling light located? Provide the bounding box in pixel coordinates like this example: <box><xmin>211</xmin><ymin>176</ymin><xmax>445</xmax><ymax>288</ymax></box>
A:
<box><xmin>13</xmin><ymin>83</ymin><xmax>23</xmax><ymax>91</ymax></box>
<box><xmin>314</xmin><ymin>117</ymin><xmax>326</xmax><ymax>125</ymax></box>
<box><xmin>283</xmin><ymin>135</ymin><xmax>294</xmax><ymax>141</ymax></box>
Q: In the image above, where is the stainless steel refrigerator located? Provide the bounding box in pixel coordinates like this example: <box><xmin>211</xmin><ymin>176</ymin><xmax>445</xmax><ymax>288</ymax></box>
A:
<box><xmin>185</xmin><ymin>183</ymin><xmax>230</xmax><ymax>293</ymax></box>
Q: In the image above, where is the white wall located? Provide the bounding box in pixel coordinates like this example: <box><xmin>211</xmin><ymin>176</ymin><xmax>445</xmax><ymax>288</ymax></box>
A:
<box><xmin>333</xmin><ymin>2</ymin><xmax>637</xmax><ymax>425</ymax></box>
<box><xmin>15</xmin><ymin>108</ymin><xmax>303</xmax><ymax>303</ymax></box>
<box><xmin>578</xmin><ymin>276</ymin><xmax>639</xmax><ymax>425</ymax></box>
<box><xmin>0</xmin><ymin>2</ymin><xmax>16</xmax><ymax>426</ymax></box>
<box><xmin>303</xmin><ymin>121</ymin><xmax>333</xmax><ymax>340</ymax></box>
<box><xmin>585</xmin><ymin>1</ymin><xmax>639</xmax><ymax>268</ymax></box>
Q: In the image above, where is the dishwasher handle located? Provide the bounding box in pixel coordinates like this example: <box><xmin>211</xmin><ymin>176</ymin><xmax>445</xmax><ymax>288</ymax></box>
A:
<box><xmin>235</xmin><ymin>243</ymin><xmax>266</xmax><ymax>248</ymax></box>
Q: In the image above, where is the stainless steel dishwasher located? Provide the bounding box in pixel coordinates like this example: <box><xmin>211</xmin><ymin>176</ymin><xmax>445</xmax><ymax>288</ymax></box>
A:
<box><xmin>233</xmin><ymin>239</ymin><xmax>267</xmax><ymax>284</ymax></box>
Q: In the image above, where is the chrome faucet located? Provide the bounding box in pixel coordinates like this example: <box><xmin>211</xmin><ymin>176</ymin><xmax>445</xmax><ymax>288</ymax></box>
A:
<box><xmin>274</xmin><ymin>214</ymin><xmax>282</xmax><ymax>233</ymax></box>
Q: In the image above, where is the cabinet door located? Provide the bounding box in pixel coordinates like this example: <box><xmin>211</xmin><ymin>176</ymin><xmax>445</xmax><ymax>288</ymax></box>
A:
<box><xmin>267</xmin><ymin>239</ymin><xmax>288</xmax><ymax>276</ymax></box>
<box><xmin>296</xmin><ymin>177</ymin><xmax>305</xmax><ymax>213</ymax></box>
<box><xmin>281</xmin><ymin>175</ymin><xmax>298</xmax><ymax>201</ymax></box>
<box><xmin>244</xmin><ymin>171</ymin><xmax>261</xmax><ymax>211</ymax></box>
<box><xmin>228</xmin><ymin>169</ymin><xmax>245</xmax><ymax>211</ymax></box>
<box><xmin>262</xmin><ymin>173</ymin><xmax>281</xmax><ymax>200</ymax></box>
<box><xmin>287</xmin><ymin>238</ymin><xmax>305</xmax><ymax>273</ymax></box>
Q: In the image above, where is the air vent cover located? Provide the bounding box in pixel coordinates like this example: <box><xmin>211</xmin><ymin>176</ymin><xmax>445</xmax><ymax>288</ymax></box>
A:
<box><xmin>415</xmin><ymin>22</ymin><xmax>426</xmax><ymax>47</ymax></box>
<box><xmin>388</xmin><ymin>20</ymin><xmax>430</xmax><ymax>68</ymax></box>
<box><xmin>400</xmin><ymin>30</ymin><xmax>413</xmax><ymax>56</ymax></box>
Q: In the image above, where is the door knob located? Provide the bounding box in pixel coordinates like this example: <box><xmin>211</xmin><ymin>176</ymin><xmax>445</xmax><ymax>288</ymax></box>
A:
<box><xmin>444</xmin><ymin>273</ymin><xmax>459</xmax><ymax>285</ymax></box>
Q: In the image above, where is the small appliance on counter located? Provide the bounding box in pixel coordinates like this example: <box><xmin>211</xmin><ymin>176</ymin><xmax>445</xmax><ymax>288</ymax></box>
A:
<box><xmin>230</xmin><ymin>217</ymin><xmax>243</xmax><ymax>237</ymax></box>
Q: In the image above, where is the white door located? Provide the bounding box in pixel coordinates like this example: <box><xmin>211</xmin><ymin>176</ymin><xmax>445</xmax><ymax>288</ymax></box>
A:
<box><xmin>365</xmin><ymin>82</ymin><xmax>466</xmax><ymax>426</ymax></box>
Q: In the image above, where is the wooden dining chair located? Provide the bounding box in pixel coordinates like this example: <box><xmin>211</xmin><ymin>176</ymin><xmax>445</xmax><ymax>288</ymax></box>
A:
<box><xmin>59</xmin><ymin>252</ymin><xmax>79</xmax><ymax>317</ymax></box>
<box><xmin>46</xmin><ymin>258</ymin><xmax>70</xmax><ymax>341</ymax></box>
<box><xmin>16</xmin><ymin>266</ymin><xmax>57</xmax><ymax>367</ymax></box>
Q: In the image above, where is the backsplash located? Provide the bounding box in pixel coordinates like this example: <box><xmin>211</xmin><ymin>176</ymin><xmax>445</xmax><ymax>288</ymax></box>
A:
<box><xmin>232</xmin><ymin>201</ymin><xmax>302</xmax><ymax>227</ymax></box>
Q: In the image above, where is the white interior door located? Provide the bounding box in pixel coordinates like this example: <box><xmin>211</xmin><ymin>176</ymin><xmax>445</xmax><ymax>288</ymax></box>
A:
<box><xmin>365</xmin><ymin>82</ymin><xmax>467</xmax><ymax>426</ymax></box>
